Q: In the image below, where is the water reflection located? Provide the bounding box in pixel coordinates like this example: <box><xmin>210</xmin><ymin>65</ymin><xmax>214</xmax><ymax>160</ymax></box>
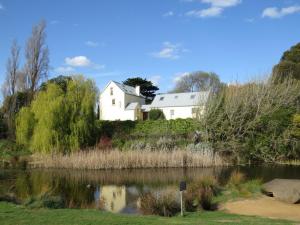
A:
<box><xmin>0</xmin><ymin>165</ymin><xmax>299</xmax><ymax>214</ymax></box>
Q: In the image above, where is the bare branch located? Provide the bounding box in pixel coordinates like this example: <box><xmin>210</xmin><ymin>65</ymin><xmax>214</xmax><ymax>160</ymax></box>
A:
<box><xmin>25</xmin><ymin>20</ymin><xmax>49</xmax><ymax>93</ymax></box>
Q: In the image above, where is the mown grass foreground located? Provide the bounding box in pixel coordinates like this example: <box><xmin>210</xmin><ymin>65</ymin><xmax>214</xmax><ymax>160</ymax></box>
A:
<box><xmin>0</xmin><ymin>202</ymin><xmax>294</xmax><ymax>225</ymax></box>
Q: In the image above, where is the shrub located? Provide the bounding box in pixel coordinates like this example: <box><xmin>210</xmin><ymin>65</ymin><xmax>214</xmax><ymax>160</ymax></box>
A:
<box><xmin>224</xmin><ymin>171</ymin><xmax>262</xmax><ymax>199</ymax></box>
<box><xmin>203</xmin><ymin>77</ymin><xmax>300</xmax><ymax>163</ymax></box>
<box><xmin>139</xmin><ymin>191</ymin><xmax>180</xmax><ymax>217</ymax></box>
<box><xmin>155</xmin><ymin>137</ymin><xmax>175</xmax><ymax>151</ymax></box>
<box><xmin>149</xmin><ymin>109</ymin><xmax>165</xmax><ymax>120</ymax></box>
<box><xmin>228</xmin><ymin>171</ymin><xmax>245</xmax><ymax>188</ymax></box>
<box><xmin>24</xmin><ymin>194</ymin><xmax>65</xmax><ymax>209</ymax></box>
<box><xmin>184</xmin><ymin>177</ymin><xmax>219</xmax><ymax>211</ymax></box>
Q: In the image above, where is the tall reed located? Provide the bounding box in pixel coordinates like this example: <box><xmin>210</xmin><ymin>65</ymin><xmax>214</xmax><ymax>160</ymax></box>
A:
<box><xmin>30</xmin><ymin>149</ymin><xmax>224</xmax><ymax>169</ymax></box>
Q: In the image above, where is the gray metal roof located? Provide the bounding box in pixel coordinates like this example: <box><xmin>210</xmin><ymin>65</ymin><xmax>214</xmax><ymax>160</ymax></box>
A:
<box><xmin>150</xmin><ymin>92</ymin><xmax>209</xmax><ymax>108</ymax></box>
<box><xmin>141</xmin><ymin>104</ymin><xmax>151</xmax><ymax>112</ymax></box>
<box><xmin>113</xmin><ymin>81</ymin><xmax>145</xmax><ymax>98</ymax></box>
<box><xmin>125</xmin><ymin>102</ymin><xmax>139</xmax><ymax>110</ymax></box>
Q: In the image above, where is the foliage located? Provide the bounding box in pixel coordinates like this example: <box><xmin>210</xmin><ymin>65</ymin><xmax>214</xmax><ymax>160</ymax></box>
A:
<box><xmin>171</xmin><ymin>71</ymin><xmax>223</xmax><ymax>93</ymax></box>
<box><xmin>95</xmin><ymin>119</ymin><xmax>201</xmax><ymax>150</ymax></box>
<box><xmin>291</xmin><ymin>114</ymin><xmax>300</xmax><ymax>138</ymax></box>
<box><xmin>0</xmin><ymin>110</ymin><xmax>7</xmax><ymax>139</ymax></box>
<box><xmin>148</xmin><ymin>109</ymin><xmax>165</xmax><ymax>120</ymax></box>
<box><xmin>202</xmin><ymin>78</ymin><xmax>300</xmax><ymax>163</ymax></box>
<box><xmin>139</xmin><ymin>191</ymin><xmax>181</xmax><ymax>217</ymax></box>
<box><xmin>123</xmin><ymin>77</ymin><xmax>159</xmax><ymax>103</ymax></box>
<box><xmin>40</xmin><ymin>75</ymin><xmax>72</xmax><ymax>93</ymax></box>
<box><xmin>24</xmin><ymin>194</ymin><xmax>64</xmax><ymax>209</ymax></box>
<box><xmin>96</xmin><ymin>118</ymin><xmax>200</xmax><ymax>138</ymax></box>
<box><xmin>218</xmin><ymin>171</ymin><xmax>262</xmax><ymax>202</ymax></box>
<box><xmin>1</xmin><ymin>91</ymin><xmax>30</xmax><ymax>138</ymax></box>
<box><xmin>273</xmin><ymin>42</ymin><xmax>300</xmax><ymax>81</ymax></box>
<box><xmin>16</xmin><ymin>76</ymin><xmax>97</xmax><ymax>154</ymax></box>
<box><xmin>0</xmin><ymin>139</ymin><xmax>30</xmax><ymax>168</ymax></box>
<box><xmin>184</xmin><ymin>177</ymin><xmax>219</xmax><ymax>212</ymax></box>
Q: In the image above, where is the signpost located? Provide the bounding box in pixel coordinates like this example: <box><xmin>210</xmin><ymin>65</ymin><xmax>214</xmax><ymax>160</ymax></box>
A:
<box><xmin>179</xmin><ymin>181</ymin><xmax>186</xmax><ymax>216</ymax></box>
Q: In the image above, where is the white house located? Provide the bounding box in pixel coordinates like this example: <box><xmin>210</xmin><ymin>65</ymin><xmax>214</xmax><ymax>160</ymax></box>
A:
<box><xmin>99</xmin><ymin>81</ymin><xmax>145</xmax><ymax>121</ymax></box>
<box><xmin>99</xmin><ymin>80</ymin><xmax>209</xmax><ymax>121</ymax></box>
<box><xmin>142</xmin><ymin>92</ymin><xmax>209</xmax><ymax>120</ymax></box>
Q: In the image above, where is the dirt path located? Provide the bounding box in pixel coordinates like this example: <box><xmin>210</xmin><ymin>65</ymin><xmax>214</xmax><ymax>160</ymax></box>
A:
<box><xmin>224</xmin><ymin>196</ymin><xmax>300</xmax><ymax>222</ymax></box>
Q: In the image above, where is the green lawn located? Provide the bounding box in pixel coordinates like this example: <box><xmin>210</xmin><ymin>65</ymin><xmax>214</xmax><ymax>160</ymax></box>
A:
<box><xmin>0</xmin><ymin>202</ymin><xmax>294</xmax><ymax>225</ymax></box>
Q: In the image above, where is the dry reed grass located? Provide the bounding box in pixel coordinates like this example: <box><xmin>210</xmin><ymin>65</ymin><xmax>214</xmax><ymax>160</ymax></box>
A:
<box><xmin>30</xmin><ymin>149</ymin><xmax>225</xmax><ymax>169</ymax></box>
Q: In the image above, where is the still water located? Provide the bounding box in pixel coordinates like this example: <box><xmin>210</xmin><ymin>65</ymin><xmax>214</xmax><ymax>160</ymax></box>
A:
<box><xmin>1</xmin><ymin>166</ymin><xmax>299</xmax><ymax>214</ymax></box>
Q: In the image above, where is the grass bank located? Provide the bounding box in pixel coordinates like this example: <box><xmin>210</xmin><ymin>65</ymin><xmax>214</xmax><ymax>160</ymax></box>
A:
<box><xmin>30</xmin><ymin>149</ymin><xmax>225</xmax><ymax>169</ymax></box>
<box><xmin>0</xmin><ymin>202</ymin><xmax>293</xmax><ymax>225</ymax></box>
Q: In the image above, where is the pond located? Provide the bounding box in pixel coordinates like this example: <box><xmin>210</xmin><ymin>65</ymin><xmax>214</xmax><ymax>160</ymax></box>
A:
<box><xmin>1</xmin><ymin>165</ymin><xmax>300</xmax><ymax>214</ymax></box>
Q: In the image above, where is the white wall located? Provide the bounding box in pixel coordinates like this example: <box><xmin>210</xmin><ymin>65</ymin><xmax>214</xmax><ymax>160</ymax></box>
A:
<box><xmin>158</xmin><ymin>106</ymin><xmax>205</xmax><ymax>120</ymax></box>
<box><xmin>99</xmin><ymin>82</ymin><xmax>144</xmax><ymax>121</ymax></box>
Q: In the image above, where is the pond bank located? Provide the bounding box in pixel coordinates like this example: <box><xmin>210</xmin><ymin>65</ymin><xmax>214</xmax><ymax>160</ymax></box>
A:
<box><xmin>224</xmin><ymin>196</ymin><xmax>300</xmax><ymax>222</ymax></box>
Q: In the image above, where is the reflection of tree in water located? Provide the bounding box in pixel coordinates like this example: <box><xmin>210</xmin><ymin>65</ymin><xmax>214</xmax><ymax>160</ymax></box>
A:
<box><xmin>1</xmin><ymin>170</ymin><xmax>96</xmax><ymax>208</ymax></box>
<box><xmin>36</xmin><ymin>167</ymin><xmax>223</xmax><ymax>186</ymax></box>
<box><xmin>54</xmin><ymin>176</ymin><xmax>96</xmax><ymax>208</ymax></box>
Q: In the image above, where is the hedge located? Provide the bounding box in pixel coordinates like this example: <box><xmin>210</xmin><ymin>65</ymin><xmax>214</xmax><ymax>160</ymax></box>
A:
<box><xmin>96</xmin><ymin>119</ymin><xmax>202</xmax><ymax>138</ymax></box>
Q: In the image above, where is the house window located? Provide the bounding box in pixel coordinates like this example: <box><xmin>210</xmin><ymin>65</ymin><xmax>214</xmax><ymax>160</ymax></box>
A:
<box><xmin>110</xmin><ymin>87</ymin><xmax>113</xmax><ymax>95</ymax></box>
<box><xmin>174</xmin><ymin>96</ymin><xmax>178</xmax><ymax>99</ymax></box>
<box><xmin>112</xmin><ymin>99</ymin><xmax>115</xmax><ymax>105</ymax></box>
<box><xmin>190</xmin><ymin>95</ymin><xmax>195</xmax><ymax>99</ymax></box>
<box><xmin>170</xmin><ymin>109</ymin><xmax>174</xmax><ymax>116</ymax></box>
<box><xmin>160</xmin><ymin>97</ymin><xmax>164</xmax><ymax>101</ymax></box>
<box><xmin>119</xmin><ymin>101</ymin><xmax>121</xmax><ymax>108</ymax></box>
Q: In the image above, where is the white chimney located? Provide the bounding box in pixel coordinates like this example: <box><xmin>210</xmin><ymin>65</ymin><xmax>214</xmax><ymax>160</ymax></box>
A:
<box><xmin>135</xmin><ymin>86</ymin><xmax>140</xmax><ymax>96</ymax></box>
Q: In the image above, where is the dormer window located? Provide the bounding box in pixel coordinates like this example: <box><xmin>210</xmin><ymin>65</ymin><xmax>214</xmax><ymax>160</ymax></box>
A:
<box><xmin>110</xmin><ymin>87</ymin><xmax>113</xmax><ymax>95</ymax></box>
<box><xmin>112</xmin><ymin>99</ymin><xmax>115</xmax><ymax>105</ymax></box>
<box><xmin>160</xmin><ymin>97</ymin><xmax>164</xmax><ymax>101</ymax></box>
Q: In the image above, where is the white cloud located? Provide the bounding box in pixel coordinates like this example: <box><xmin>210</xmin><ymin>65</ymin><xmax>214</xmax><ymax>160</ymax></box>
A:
<box><xmin>186</xmin><ymin>0</ymin><xmax>241</xmax><ymax>18</ymax></box>
<box><xmin>163</xmin><ymin>11</ymin><xmax>174</xmax><ymax>17</ymax></box>
<box><xmin>202</xmin><ymin>0</ymin><xmax>241</xmax><ymax>8</ymax></box>
<box><xmin>186</xmin><ymin>7</ymin><xmax>223</xmax><ymax>18</ymax></box>
<box><xmin>149</xmin><ymin>75</ymin><xmax>161</xmax><ymax>86</ymax></box>
<box><xmin>152</xmin><ymin>42</ymin><xmax>187</xmax><ymax>60</ymax></box>
<box><xmin>55</xmin><ymin>66</ymin><xmax>75</xmax><ymax>74</ymax></box>
<box><xmin>0</xmin><ymin>3</ymin><xmax>4</xmax><ymax>10</ymax></box>
<box><xmin>85</xmin><ymin>41</ymin><xmax>99</xmax><ymax>47</ymax></box>
<box><xmin>262</xmin><ymin>6</ymin><xmax>300</xmax><ymax>19</ymax></box>
<box><xmin>64</xmin><ymin>56</ymin><xmax>105</xmax><ymax>71</ymax></box>
<box><xmin>65</xmin><ymin>56</ymin><xmax>91</xmax><ymax>67</ymax></box>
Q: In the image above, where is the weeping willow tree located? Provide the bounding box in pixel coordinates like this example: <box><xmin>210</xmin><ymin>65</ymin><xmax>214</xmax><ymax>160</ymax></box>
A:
<box><xmin>16</xmin><ymin>76</ymin><xmax>97</xmax><ymax>154</ymax></box>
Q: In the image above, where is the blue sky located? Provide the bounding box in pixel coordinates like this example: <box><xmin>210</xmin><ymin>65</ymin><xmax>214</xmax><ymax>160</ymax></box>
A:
<box><xmin>1</xmin><ymin>0</ymin><xmax>300</xmax><ymax>93</ymax></box>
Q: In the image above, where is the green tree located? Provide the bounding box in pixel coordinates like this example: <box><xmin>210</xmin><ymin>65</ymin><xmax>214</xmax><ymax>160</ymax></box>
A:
<box><xmin>202</xmin><ymin>78</ymin><xmax>300</xmax><ymax>163</ymax></box>
<box><xmin>40</xmin><ymin>75</ymin><xmax>72</xmax><ymax>93</ymax></box>
<box><xmin>149</xmin><ymin>109</ymin><xmax>165</xmax><ymax>120</ymax></box>
<box><xmin>1</xmin><ymin>91</ymin><xmax>30</xmax><ymax>138</ymax></box>
<box><xmin>123</xmin><ymin>77</ymin><xmax>159</xmax><ymax>103</ymax></box>
<box><xmin>16</xmin><ymin>75</ymin><xmax>97</xmax><ymax>154</ymax></box>
<box><xmin>273</xmin><ymin>43</ymin><xmax>300</xmax><ymax>81</ymax></box>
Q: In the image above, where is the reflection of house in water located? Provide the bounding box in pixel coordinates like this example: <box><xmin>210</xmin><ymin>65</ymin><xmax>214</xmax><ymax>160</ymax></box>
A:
<box><xmin>99</xmin><ymin>185</ymin><xmax>140</xmax><ymax>213</ymax></box>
